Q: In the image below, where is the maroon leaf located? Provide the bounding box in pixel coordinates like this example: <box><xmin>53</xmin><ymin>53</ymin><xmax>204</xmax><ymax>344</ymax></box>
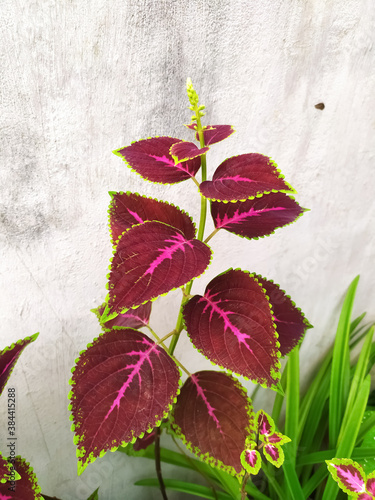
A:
<box><xmin>211</xmin><ymin>192</ymin><xmax>305</xmax><ymax>240</ymax></box>
<box><xmin>108</xmin><ymin>192</ymin><xmax>196</xmax><ymax>244</ymax></box>
<box><xmin>358</xmin><ymin>494</ymin><xmax>373</xmax><ymax>500</ymax></box>
<box><xmin>327</xmin><ymin>459</ymin><xmax>367</xmax><ymax>495</ymax></box>
<box><xmin>366</xmin><ymin>474</ymin><xmax>375</xmax><ymax>496</ymax></box>
<box><xmin>0</xmin><ymin>333</ymin><xmax>39</xmax><ymax>397</ymax></box>
<box><xmin>198</xmin><ymin>125</ymin><xmax>235</xmax><ymax>145</ymax></box>
<box><xmin>113</xmin><ymin>137</ymin><xmax>202</xmax><ymax>184</ymax></box>
<box><xmin>240</xmin><ymin>442</ymin><xmax>261</xmax><ymax>475</ymax></box>
<box><xmin>108</xmin><ymin>221</ymin><xmax>211</xmax><ymax>314</ymax></box>
<box><xmin>257</xmin><ymin>410</ymin><xmax>273</xmax><ymax>437</ymax></box>
<box><xmin>183</xmin><ymin>269</ymin><xmax>280</xmax><ymax>387</ymax></box>
<box><xmin>69</xmin><ymin>329</ymin><xmax>180</xmax><ymax>474</ymax></box>
<box><xmin>263</xmin><ymin>444</ymin><xmax>284</xmax><ymax>468</ymax></box>
<box><xmin>255</xmin><ymin>275</ymin><xmax>311</xmax><ymax>356</ymax></box>
<box><xmin>133</xmin><ymin>431</ymin><xmax>157</xmax><ymax>451</ymax></box>
<box><xmin>0</xmin><ymin>456</ymin><xmax>43</xmax><ymax>499</ymax></box>
<box><xmin>200</xmin><ymin>154</ymin><xmax>295</xmax><ymax>202</ymax></box>
<box><xmin>172</xmin><ymin>370</ymin><xmax>255</xmax><ymax>477</ymax></box>
<box><xmin>170</xmin><ymin>141</ymin><xmax>209</xmax><ymax>163</ymax></box>
<box><xmin>94</xmin><ymin>302</ymin><xmax>152</xmax><ymax>330</ymax></box>
<box><xmin>0</xmin><ymin>453</ymin><xmax>11</xmax><ymax>483</ymax></box>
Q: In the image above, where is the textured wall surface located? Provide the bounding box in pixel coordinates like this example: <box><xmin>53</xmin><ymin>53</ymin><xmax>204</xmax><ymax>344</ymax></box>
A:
<box><xmin>1</xmin><ymin>0</ymin><xmax>374</xmax><ymax>498</ymax></box>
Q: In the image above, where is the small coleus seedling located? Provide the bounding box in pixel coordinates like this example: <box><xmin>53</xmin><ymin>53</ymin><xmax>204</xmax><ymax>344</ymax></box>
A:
<box><xmin>241</xmin><ymin>410</ymin><xmax>290</xmax><ymax>475</ymax></box>
<box><xmin>327</xmin><ymin>458</ymin><xmax>375</xmax><ymax>499</ymax></box>
<box><xmin>69</xmin><ymin>78</ymin><xmax>311</xmax><ymax>485</ymax></box>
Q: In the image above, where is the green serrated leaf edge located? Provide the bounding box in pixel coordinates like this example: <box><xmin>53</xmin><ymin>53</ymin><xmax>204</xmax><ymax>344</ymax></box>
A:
<box><xmin>0</xmin><ymin>451</ymin><xmax>12</xmax><ymax>483</ymax></box>
<box><xmin>0</xmin><ymin>332</ymin><xmax>39</xmax><ymax>396</ymax></box>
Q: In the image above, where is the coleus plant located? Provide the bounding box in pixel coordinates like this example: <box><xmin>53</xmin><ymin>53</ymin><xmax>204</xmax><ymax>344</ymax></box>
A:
<box><xmin>68</xmin><ymin>79</ymin><xmax>312</xmax><ymax>497</ymax></box>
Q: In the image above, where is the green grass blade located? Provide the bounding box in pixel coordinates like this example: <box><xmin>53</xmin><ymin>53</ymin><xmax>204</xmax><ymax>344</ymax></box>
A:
<box><xmin>135</xmin><ymin>478</ymin><xmax>232</xmax><ymax>499</ymax></box>
<box><xmin>118</xmin><ymin>444</ymin><xmax>217</xmax><ymax>479</ymax></box>
<box><xmin>338</xmin><ymin>326</ymin><xmax>374</xmax><ymax>442</ymax></box>
<box><xmin>281</xmin><ymin>444</ymin><xmax>305</xmax><ymax>500</ymax></box>
<box><xmin>298</xmin><ymin>351</ymin><xmax>331</xmax><ymax>444</ymax></box>
<box><xmin>302</xmin><ymin>464</ymin><xmax>327</xmax><ymax>499</ymax></box>
<box><xmin>350</xmin><ymin>312</ymin><xmax>366</xmax><ymax>334</ymax></box>
<box><xmin>272</xmin><ymin>365</ymin><xmax>287</xmax><ymax>427</ymax></box>
<box><xmin>322</xmin><ymin>373</ymin><xmax>371</xmax><ymax>500</ymax></box>
<box><xmin>357</xmin><ymin>410</ymin><xmax>375</xmax><ymax>444</ymax></box>
<box><xmin>261</xmin><ymin>463</ymin><xmax>284</xmax><ymax>500</ymax></box>
<box><xmin>285</xmin><ymin>347</ymin><xmax>300</xmax><ymax>465</ymax></box>
<box><xmin>210</xmin><ymin>469</ymin><xmax>242</xmax><ymax>500</ymax></box>
<box><xmin>86</xmin><ymin>488</ymin><xmax>99</xmax><ymax>500</ymax></box>
<box><xmin>297</xmin><ymin>447</ymin><xmax>375</xmax><ymax>466</ymax></box>
<box><xmin>299</xmin><ymin>375</ymin><xmax>330</xmax><ymax>453</ymax></box>
<box><xmin>245</xmin><ymin>478</ymin><xmax>273</xmax><ymax>500</ymax></box>
<box><xmin>329</xmin><ymin>275</ymin><xmax>360</xmax><ymax>448</ymax></box>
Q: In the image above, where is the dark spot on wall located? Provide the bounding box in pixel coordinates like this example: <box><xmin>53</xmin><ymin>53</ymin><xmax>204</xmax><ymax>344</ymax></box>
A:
<box><xmin>315</xmin><ymin>103</ymin><xmax>325</xmax><ymax>110</ymax></box>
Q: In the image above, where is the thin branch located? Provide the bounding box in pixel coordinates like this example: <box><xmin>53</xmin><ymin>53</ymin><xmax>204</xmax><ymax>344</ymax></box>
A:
<box><xmin>146</xmin><ymin>325</ymin><xmax>191</xmax><ymax>376</ymax></box>
<box><xmin>155</xmin><ymin>427</ymin><xmax>168</xmax><ymax>500</ymax></box>
<box><xmin>241</xmin><ymin>472</ymin><xmax>251</xmax><ymax>500</ymax></box>
<box><xmin>159</xmin><ymin>330</ymin><xmax>177</xmax><ymax>343</ymax></box>
<box><xmin>191</xmin><ymin>176</ymin><xmax>200</xmax><ymax>188</ymax></box>
<box><xmin>204</xmin><ymin>228</ymin><xmax>220</xmax><ymax>244</ymax></box>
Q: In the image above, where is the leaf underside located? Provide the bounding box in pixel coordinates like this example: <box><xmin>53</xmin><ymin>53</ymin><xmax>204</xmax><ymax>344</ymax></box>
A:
<box><xmin>0</xmin><ymin>456</ymin><xmax>43</xmax><ymax>499</ymax></box>
<box><xmin>172</xmin><ymin>370</ymin><xmax>254</xmax><ymax>477</ymax></box>
<box><xmin>94</xmin><ymin>302</ymin><xmax>152</xmax><ymax>330</ymax></box>
<box><xmin>200</xmin><ymin>153</ymin><xmax>295</xmax><ymax>202</ymax></box>
<box><xmin>0</xmin><ymin>333</ymin><xmax>39</xmax><ymax>397</ymax></box>
<box><xmin>107</xmin><ymin>220</ymin><xmax>211</xmax><ymax>314</ymax></box>
<box><xmin>108</xmin><ymin>191</ymin><xmax>196</xmax><ymax>245</ymax></box>
<box><xmin>211</xmin><ymin>192</ymin><xmax>304</xmax><ymax>240</ymax></box>
<box><xmin>114</xmin><ymin>136</ymin><xmax>202</xmax><ymax>184</ymax></box>
<box><xmin>170</xmin><ymin>141</ymin><xmax>209</xmax><ymax>162</ymax></box>
<box><xmin>69</xmin><ymin>329</ymin><xmax>180</xmax><ymax>474</ymax></box>
<box><xmin>183</xmin><ymin>269</ymin><xmax>280</xmax><ymax>387</ymax></box>
<box><xmin>198</xmin><ymin>125</ymin><xmax>235</xmax><ymax>145</ymax></box>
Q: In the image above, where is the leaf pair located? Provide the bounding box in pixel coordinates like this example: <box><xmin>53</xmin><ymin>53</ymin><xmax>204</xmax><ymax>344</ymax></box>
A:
<box><xmin>114</xmin><ymin>125</ymin><xmax>234</xmax><ymax>185</ymax></box>
<box><xmin>327</xmin><ymin>458</ymin><xmax>375</xmax><ymax>499</ymax></box>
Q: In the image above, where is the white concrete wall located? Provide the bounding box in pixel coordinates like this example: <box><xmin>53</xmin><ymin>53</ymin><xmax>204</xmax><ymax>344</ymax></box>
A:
<box><xmin>1</xmin><ymin>0</ymin><xmax>374</xmax><ymax>498</ymax></box>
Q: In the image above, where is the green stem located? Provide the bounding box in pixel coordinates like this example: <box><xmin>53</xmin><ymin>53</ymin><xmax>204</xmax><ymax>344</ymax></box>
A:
<box><xmin>204</xmin><ymin>228</ymin><xmax>220</xmax><ymax>244</ymax></box>
<box><xmin>169</xmin><ymin>99</ymin><xmax>208</xmax><ymax>357</ymax></box>
<box><xmin>147</xmin><ymin>325</ymin><xmax>191</xmax><ymax>376</ymax></box>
